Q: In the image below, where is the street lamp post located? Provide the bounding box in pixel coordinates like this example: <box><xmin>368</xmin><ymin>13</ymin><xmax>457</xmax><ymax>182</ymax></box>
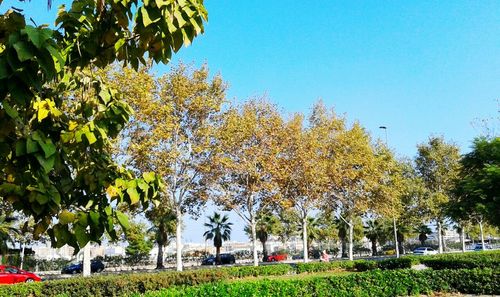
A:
<box><xmin>379</xmin><ymin>126</ymin><xmax>400</xmax><ymax>259</ymax></box>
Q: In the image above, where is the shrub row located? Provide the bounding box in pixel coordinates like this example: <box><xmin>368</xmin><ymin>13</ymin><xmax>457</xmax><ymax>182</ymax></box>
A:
<box><xmin>140</xmin><ymin>268</ymin><xmax>500</xmax><ymax>297</ymax></box>
<box><xmin>0</xmin><ymin>265</ymin><xmax>294</xmax><ymax>297</ymax></box>
<box><xmin>2</xmin><ymin>251</ymin><xmax>498</xmax><ymax>297</ymax></box>
<box><xmin>419</xmin><ymin>252</ymin><xmax>500</xmax><ymax>270</ymax></box>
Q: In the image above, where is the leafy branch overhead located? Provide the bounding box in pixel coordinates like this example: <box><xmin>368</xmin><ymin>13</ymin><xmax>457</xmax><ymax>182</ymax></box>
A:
<box><xmin>0</xmin><ymin>0</ymin><xmax>207</xmax><ymax>250</ymax></box>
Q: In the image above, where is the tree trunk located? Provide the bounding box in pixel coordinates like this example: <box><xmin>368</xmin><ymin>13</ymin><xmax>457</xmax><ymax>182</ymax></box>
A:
<box><xmin>20</xmin><ymin>242</ymin><xmax>25</xmax><ymax>270</ymax></box>
<box><xmin>216</xmin><ymin>246</ymin><xmax>221</xmax><ymax>264</ymax></box>
<box><xmin>479</xmin><ymin>219</ymin><xmax>485</xmax><ymax>249</ymax></box>
<box><xmin>348</xmin><ymin>219</ymin><xmax>353</xmax><ymax>261</ymax></box>
<box><xmin>460</xmin><ymin>226</ymin><xmax>466</xmax><ymax>253</ymax></box>
<box><xmin>393</xmin><ymin>218</ymin><xmax>399</xmax><ymax>258</ymax></box>
<box><xmin>156</xmin><ymin>241</ymin><xmax>164</xmax><ymax>269</ymax></box>
<box><xmin>175</xmin><ymin>207</ymin><xmax>183</xmax><ymax>271</ymax></box>
<box><xmin>250</xmin><ymin>216</ymin><xmax>258</xmax><ymax>266</ymax></box>
<box><xmin>437</xmin><ymin>221</ymin><xmax>443</xmax><ymax>254</ymax></box>
<box><xmin>302</xmin><ymin>217</ymin><xmax>308</xmax><ymax>262</ymax></box>
<box><xmin>341</xmin><ymin>238</ymin><xmax>347</xmax><ymax>258</ymax></box>
<box><xmin>82</xmin><ymin>243</ymin><xmax>91</xmax><ymax>277</ymax></box>
<box><xmin>371</xmin><ymin>239</ymin><xmax>377</xmax><ymax>256</ymax></box>
<box><xmin>260</xmin><ymin>239</ymin><xmax>268</xmax><ymax>261</ymax></box>
<box><xmin>442</xmin><ymin>232</ymin><xmax>447</xmax><ymax>252</ymax></box>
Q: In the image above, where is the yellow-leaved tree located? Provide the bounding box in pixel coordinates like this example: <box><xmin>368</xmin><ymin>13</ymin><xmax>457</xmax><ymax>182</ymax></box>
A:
<box><xmin>313</xmin><ymin>102</ymin><xmax>380</xmax><ymax>260</ymax></box>
<box><xmin>108</xmin><ymin>64</ymin><xmax>226</xmax><ymax>271</ymax></box>
<box><xmin>272</xmin><ymin>113</ymin><xmax>329</xmax><ymax>262</ymax></box>
<box><xmin>213</xmin><ymin>100</ymin><xmax>283</xmax><ymax>266</ymax></box>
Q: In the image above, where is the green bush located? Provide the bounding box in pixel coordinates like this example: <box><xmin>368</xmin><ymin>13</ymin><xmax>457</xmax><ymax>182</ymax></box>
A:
<box><xmin>419</xmin><ymin>251</ymin><xmax>500</xmax><ymax>270</ymax></box>
<box><xmin>353</xmin><ymin>260</ymin><xmax>377</xmax><ymax>271</ymax></box>
<box><xmin>295</xmin><ymin>260</ymin><xmax>355</xmax><ymax>273</ymax></box>
<box><xmin>377</xmin><ymin>257</ymin><xmax>416</xmax><ymax>270</ymax></box>
<box><xmin>0</xmin><ymin>264</ymin><xmax>294</xmax><ymax>297</ymax></box>
<box><xmin>141</xmin><ymin>268</ymin><xmax>499</xmax><ymax>297</ymax></box>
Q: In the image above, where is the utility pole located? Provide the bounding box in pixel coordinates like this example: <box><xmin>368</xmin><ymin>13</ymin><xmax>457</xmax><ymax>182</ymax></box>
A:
<box><xmin>379</xmin><ymin>126</ymin><xmax>400</xmax><ymax>259</ymax></box>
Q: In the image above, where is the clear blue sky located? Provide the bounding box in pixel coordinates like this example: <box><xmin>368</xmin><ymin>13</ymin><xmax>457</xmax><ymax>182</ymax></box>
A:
<box><xmin>3</xmin><ymin>1</ymin><xmax>499</xmax><ymax>243</ymax></box>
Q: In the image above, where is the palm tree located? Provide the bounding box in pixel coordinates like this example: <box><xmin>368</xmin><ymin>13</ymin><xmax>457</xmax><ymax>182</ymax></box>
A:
<box><xmin>364</xmin><ymin>219</ymin><xmax>389</xmax><ymax>256</ymax></box>
<box><xmin>415</xmin><ymin>225</ymin><xmax>432</xmax><ymax>246</ymax></box>
<box><xmin>148</xmin><ymin>210</ymin><xmax>176</xmax><ymax>269</ymax></box>
<box><xmin>244</xmin><ymin>214</ymin><xmax>281</xmax><ymax>261</ymax></box>
<box><xmin>203</xmin><ymin>212</ymin><xmax>232</xmax><ymax>264</ymax></box>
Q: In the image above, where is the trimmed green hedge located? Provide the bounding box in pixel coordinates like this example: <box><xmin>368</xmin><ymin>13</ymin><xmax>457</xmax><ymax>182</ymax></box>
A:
<box><xmin>419</xmin><ymin>251</ymin><xmax>500</xmax><ymax>270</ymax></box>
<box><xmin>0</xmin><ymin>265</ymin><xmax>294</xmax><ymax>297</ymax></box>
<box><xmin>140</xmin><ymin>268</ymin><xmax>500</xmax><ymax>297</ymax></box>
<box><xmin>295</xmin><ymin>260</ymin><xmax>355</xmax><ymax>273</ymax></box>
<box><xmin>2</xmin><ymin>251</ymin><xmax>499</xmax><ymax>296</ymax></box>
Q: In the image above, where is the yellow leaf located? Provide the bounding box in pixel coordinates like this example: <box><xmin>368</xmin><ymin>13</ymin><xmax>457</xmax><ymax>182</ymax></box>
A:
<box><xmin>68</xmin><ymin>121</ymin><xmax>78</xmax><ymax>131</ymax></box>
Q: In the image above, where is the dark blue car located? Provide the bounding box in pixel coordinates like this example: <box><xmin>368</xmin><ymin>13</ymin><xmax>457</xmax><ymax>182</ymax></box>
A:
<box><xmin>61</xmin><ymin>260</ymin><xmax>105</xmax><ymax>274</ymax></box>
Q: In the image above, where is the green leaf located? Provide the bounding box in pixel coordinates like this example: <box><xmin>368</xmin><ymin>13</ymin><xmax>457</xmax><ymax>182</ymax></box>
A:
<box><xmin>89</xmin><ymin>211</ymin><xmax>100</xmax><ymax>226</ymax></box>
<box><xmin>13</xmin><ymin>41</ymin><xmax>34</xmax><ymax>62</ymax></box>
<box><xmin>115</xmin><ymin>210</ymin><xmax>130</xmax><ymax>229</ymax></box>
<box><xmin>74</xmin><ymin>224</ymin><xmax>90</xmax><ymax>248</ymax></box>
<box><xmin>35</xmin><ymin>193</ymin><xmax>49</xmax><ymax>205</ymax></box>
<box><xmin>26</xmin><ymin>137</ymin><xmax>39</xmax><ymax>153</ymax></box>
<box><xmin>127</xmin><ymin>186</ymin><xmax>140</xmax><ymax>204</ymax></box>
<box><xmin>35</xmin><ymin>153</ymin><xmax>55</xmax><ymax>173</ymax></box>
<box><xmin>15</xmin><ymin>140</ymin><xmax>26</xmax><ymax>156</ymax></box>
<box><xmin>37</xmin><ymin>139</ymin><xmax>57</xmax><ymax>158</ymax></box>
<box><xmin>23</xmin><ymin>26</ymin><xmax>53</xmax><ymax>49</ymax></box>
<box><xmin>3</xmin><ymin>101</ymin><xmax>19</xmax><ymax>119</ymax></box>
<box><xmin>59</xmin><ymin>210</ymin><xmax>76</xmax><ymax>225</ymax></box>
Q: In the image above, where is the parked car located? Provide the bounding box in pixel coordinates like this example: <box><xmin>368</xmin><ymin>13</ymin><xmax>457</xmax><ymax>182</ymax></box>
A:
<box><xmin>474</xmin><ymin>243</ymin><xmax>493</xmax><ymax>251</ymax></box>
<box><xmin>61</xmin><ymin>259</ymin><xmax>105</xmax><ymax>274</ymax></box>
<box><xmin>0</xmin><ymin>265</ymin><xmax>42</xmax><ymax>284</ymax></box>
<box><xmin>412</xmin><ymin>247</ymin><xmax>438</xmax><ymax>255</ymax></box>
<box><xmin>201</xmin><ymin>253</ymin><xmax>236</xmax><ymax>265</ymax></box>
<box><xmin>265</xmin><ymin>252</ymin><xmax>288</xmax><ymax>262</ymax></box>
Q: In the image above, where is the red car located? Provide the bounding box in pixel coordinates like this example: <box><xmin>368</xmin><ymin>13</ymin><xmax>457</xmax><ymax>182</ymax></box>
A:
<box><xmin>0</xmin><ymin>265</ymin><xmax>42</xmax><ymax>284</ymax></box>
<box><xmin>265</xmin><ymin>252</ymin><xmax>288</xmax><ymax>262</ymax></box>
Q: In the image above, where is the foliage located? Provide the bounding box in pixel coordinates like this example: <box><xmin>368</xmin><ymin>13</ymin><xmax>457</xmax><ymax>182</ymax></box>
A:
<box><xmin>244</xmin><ymin>211</ymin><xmax>282</xmax><ymax>260</ymax></box>
<box><xmin>107</xmin><ymin>63</ymin><xmax>226</xmax><ymax>270</ymax></box>
<box><xmin>124</xmin><ymin>222</ymin><xmax>153</xmax><ymax>264</ymax></box>
<box><xmin>0</xmin><ymin>0</ymin><xmax>207</xmax><ymax>249</ymax></box>
<box><xmin>363</xmin><ymin>218</ymin><xmax>390</xmax><ymax>256</ymax></box>
<box><xmin>213</xmin><ymin>99</ymin><xmax>283</xmax><ymax>265</ymax></box>
<box><xmin>419</xmin><ymin>251</ymin><xmax>500</xmax><ymax>270</ymax></box>
<box><xmin>0</xmin><ymin>264</ymin><xmax>294</xmax><ymax>297</ymax></box>
<box><xmin>203</xmin><ymin>212</ymin><xmax>232</xmax><ymax>264</ymax></box>
<box><xmin>451</xmin><ymin>137</ymin><xmax>500</xmax><ymax>228</ymax></box>
<box><xmin>140</xmin><ymin>269</ymin><xmax>500</xmax><ymax>297</ymax></box>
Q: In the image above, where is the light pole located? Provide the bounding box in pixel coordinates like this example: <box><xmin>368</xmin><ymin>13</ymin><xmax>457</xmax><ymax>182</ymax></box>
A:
<box><xmin>379</xmin><ymin>126</ymin><xmax>400</xmax><ymax>259</ymax></box>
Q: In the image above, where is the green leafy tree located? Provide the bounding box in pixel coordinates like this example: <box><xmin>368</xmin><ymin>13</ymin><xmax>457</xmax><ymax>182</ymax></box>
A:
<box><xmin>0</xmin><ymin>215</ymin><xmax>18</xmax><ymax>263</ymax></box>
<box><xmin>415</xmin><ymin>137</ymin><xmax>461</xmax><ymax>253</ymax></box>
<box><xmin>450</xmin><ymin>137</ymin><xmax>499</xmax><ymax>248</ymax></box>
<box><xmin>125</xmin><ymin>222</ymin><xmax>153</xmax><ymax>265</ymax></box>
<box><xmin>203</xmin><ymin>212</ymin><xmax>232</xmax><ymax>264</ymax></box>
<box><xmin>0</xmin><ymin>0</ymin><xmax>206</xmax><ymax>251</ymax></box>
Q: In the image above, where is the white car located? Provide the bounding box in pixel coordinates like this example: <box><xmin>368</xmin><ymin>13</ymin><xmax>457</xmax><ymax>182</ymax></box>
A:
<box><xmin>413</xmin><ymin>247</ymin><xmax>438</xmax><ymax>255</ymax></box>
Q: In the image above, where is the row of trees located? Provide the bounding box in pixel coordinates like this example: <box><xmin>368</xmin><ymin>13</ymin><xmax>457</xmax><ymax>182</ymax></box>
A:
<box><xmin>104</xmin><ymin>64</ymin><xmax>498</xmax><ymax>270</ymax></box>
<box><xmin>0</xmin><ymin>0</ymin><xmax>497</xmax><ymax>273</ymax></box>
